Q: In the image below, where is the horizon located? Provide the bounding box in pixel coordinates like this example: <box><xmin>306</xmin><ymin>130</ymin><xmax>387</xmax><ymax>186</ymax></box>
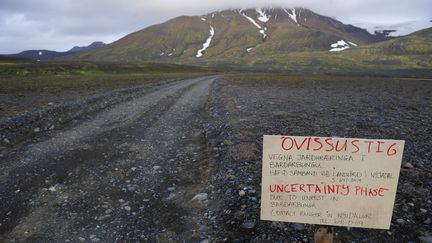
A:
<box><xmin>1</xmin><ymin>0</ymin><xmax>431</xmax><ymax>53</ymax></box>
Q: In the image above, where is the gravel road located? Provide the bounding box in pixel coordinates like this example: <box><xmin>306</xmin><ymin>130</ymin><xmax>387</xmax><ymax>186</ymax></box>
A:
<box><xmin>0</xmin><ymin>75</ymin><xmax>220</xmax><ymax>242</ymax></box>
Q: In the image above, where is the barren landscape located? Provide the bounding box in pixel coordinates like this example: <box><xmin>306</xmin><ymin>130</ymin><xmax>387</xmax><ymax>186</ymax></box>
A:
<box><xmin>1</xmin><ymin>72</ymin><xmax>431</xmax><ymax>242</ymax></box>
<box><xmin>1</xmin><ymin>1</ymin><xmax>432</xmax><ymax>242</ymax></box>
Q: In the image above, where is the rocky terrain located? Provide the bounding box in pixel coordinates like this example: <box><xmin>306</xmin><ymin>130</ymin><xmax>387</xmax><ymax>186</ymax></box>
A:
<box><xmin>205</xmin><ymin>74</ymin><xmax>432</xmax><ymax>242</ymax></box>
<box><xmin>0</xmin><ymin>74</ymin><xmax>431</xmax><ymax>242</ymax></box>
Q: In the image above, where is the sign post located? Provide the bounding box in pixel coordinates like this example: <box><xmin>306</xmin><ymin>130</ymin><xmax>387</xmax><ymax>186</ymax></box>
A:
<box><xmin>260</xmin><ymin>135</ymin><xmax>405</xmax><ymax>230</ymax></box>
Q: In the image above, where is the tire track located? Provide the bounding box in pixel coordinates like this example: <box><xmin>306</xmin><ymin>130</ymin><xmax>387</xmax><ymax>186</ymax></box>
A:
<box><xmin>0</xmin><ymin>75</ymin><xmax>220</xmax><ymax>240</ymax></box>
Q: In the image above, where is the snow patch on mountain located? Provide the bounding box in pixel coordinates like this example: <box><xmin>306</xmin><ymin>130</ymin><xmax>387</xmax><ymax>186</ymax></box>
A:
<box><xmin>196</xmin><ymin>26</ymin><xmax>214</xmax><ymax>58</ymax></box>
<box><xmin>240</xmin><ymin>11</ymin><xmax>261</xmax><ymax>29</ymax></box>
<box><xmin>329</xmin><ymin>40</ymin><xmax>357</xmax><ymax>52</ymax></box>
<box><xmin>284</xmin><ymin>8</ymin><xmax>298</xmax><ymax>25</ymax></box>
<box><xmin>240</xmin><ymin>10</ymin><xmax>267</xmax><ymax>38</ymax></box>
<box><xmin>201</xmin><ymin>17</ymin><xmax>206</xmax><ymax>21</ymax></box>
<box><xmin>168</xmin><ymin>49</ymin><xmax>176</xmax><ymax>57</ymax></box>
<box><xmin>256</xmin><ymin>8</ymin><xmax>270</xmax><ymax>23</ymax></box>
<box><xmin>347</xmin><ymin>41</ymin><xmax>358</xmax><ymax>47</ymax></box>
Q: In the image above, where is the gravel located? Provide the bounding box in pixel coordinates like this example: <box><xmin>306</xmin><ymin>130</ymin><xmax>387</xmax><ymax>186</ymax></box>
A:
<box><xmin>204</xmin><ymin>75</ymin><xmax>432</xmax><ymax>242</ymax></box>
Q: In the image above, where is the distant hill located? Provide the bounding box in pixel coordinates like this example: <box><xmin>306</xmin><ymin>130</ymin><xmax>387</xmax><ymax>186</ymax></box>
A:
<box><xmin>68</xmin><ymin>41</ymin><xmax>106</xmax><ymax>53</ymax></box>
<box><xmin>4</xmin><ymin>41</ymin><xmax>106</xmax><ymax>61</ymax></box>
<box><xmin>7</xmin><ymin>50</ymin><xmax>71</xmax><ymax>61</ymax></box>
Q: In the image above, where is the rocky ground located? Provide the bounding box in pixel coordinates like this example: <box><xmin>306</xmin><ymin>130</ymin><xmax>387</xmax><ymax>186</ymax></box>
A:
<box><xmin>0</xmin><ymin>74</ymin><xmax>431</xmax><ymax>242</ymax></box>
<box><xmin>206</xmin><ymin>74</ymin><xmax>432</xmax><ymax>242</ymax></box>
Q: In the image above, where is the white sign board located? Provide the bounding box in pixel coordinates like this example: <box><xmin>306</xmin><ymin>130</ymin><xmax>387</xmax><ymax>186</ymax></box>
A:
<box><xmin>260</xmin><ymin>135</ymin><xmax>405</xmax><ymax>229</ymax></box>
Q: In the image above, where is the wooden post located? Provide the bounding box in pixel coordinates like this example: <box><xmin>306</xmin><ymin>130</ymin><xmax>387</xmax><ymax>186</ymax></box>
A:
<box><xmin>314</xmin><ymin>227</ymin><xmax>334</xmax><ymax>243</ymax></box>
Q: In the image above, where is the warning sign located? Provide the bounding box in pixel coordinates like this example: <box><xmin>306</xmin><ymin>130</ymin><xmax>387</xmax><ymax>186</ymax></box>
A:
<box><xmin>260</xmin><ymin>135</ymin><xmax>405</xmax><ymax>229</ymax></box>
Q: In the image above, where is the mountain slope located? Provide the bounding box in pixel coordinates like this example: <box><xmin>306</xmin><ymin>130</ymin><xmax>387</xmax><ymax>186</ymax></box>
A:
<box><xmin>75</xmin><ymin>16</ymin><xmax>211</xmax><ymax>61</ymax></box>
<box><xmin>330</xmin><ymin>27</ymin><xmax>432</xmax><ymax>69</ymax></box>
<box><xmin>352</xmin><ymin>27</ymin><xmax>432</xmax><ymax>55</ymax></box>
<box><xmin>70</xmin><ymin>8</ymin><xmax>387</xmax><ymax>62</ymax></box>
<box><xmin>237</xmin><ymin>27</ymin><xmax>432</xmax><ymax>71</ymax></box>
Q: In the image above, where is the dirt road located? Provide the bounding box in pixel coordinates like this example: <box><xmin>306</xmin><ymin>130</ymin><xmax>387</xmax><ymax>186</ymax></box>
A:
<box><xmin>0</xmin><ymin>75</ymin><xmax>220</xmax><ymax>242</ymax></box>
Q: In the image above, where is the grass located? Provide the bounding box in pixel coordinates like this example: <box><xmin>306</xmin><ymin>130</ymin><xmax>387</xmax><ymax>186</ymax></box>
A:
<box><xmin>221</xmin><ymin>72</ymin><xmax>432</xmax><ymax>85</ymax></box>
<box><xmin>0</xmin><ymin>61</ymin><xmax>219</xmax><ymax>93</ymax></box>
<box><xmin>195</xmin><ymin>50</ymin><xmax>431</xmax><ymax>71</ymax></box>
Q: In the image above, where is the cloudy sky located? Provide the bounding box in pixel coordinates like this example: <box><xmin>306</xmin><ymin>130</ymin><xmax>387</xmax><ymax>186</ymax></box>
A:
<box><xmin>0</xmin><ymin>0</ymin><xmax>431</xmax><ymax>53</ymax></box>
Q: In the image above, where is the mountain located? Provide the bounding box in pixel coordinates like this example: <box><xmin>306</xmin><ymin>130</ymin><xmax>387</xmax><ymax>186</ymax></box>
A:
<box><xmin>68</xmin><ymin>41</ymin><xmax>106</xmax><ymax>53</ymax></box>
<box><xmin>70</xmin><ymin>8</ymin><xmax>387</xmax><ymax>62</ymax></box>
<box><xmin>5</xmin><ymin>41</ymin><xmax>106</xmax><ymax>61</ymax></box>
<box><xmin>69</xmin><ymin>8</ymin><xmax>432</xmax><ymax>71</ymax></box>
